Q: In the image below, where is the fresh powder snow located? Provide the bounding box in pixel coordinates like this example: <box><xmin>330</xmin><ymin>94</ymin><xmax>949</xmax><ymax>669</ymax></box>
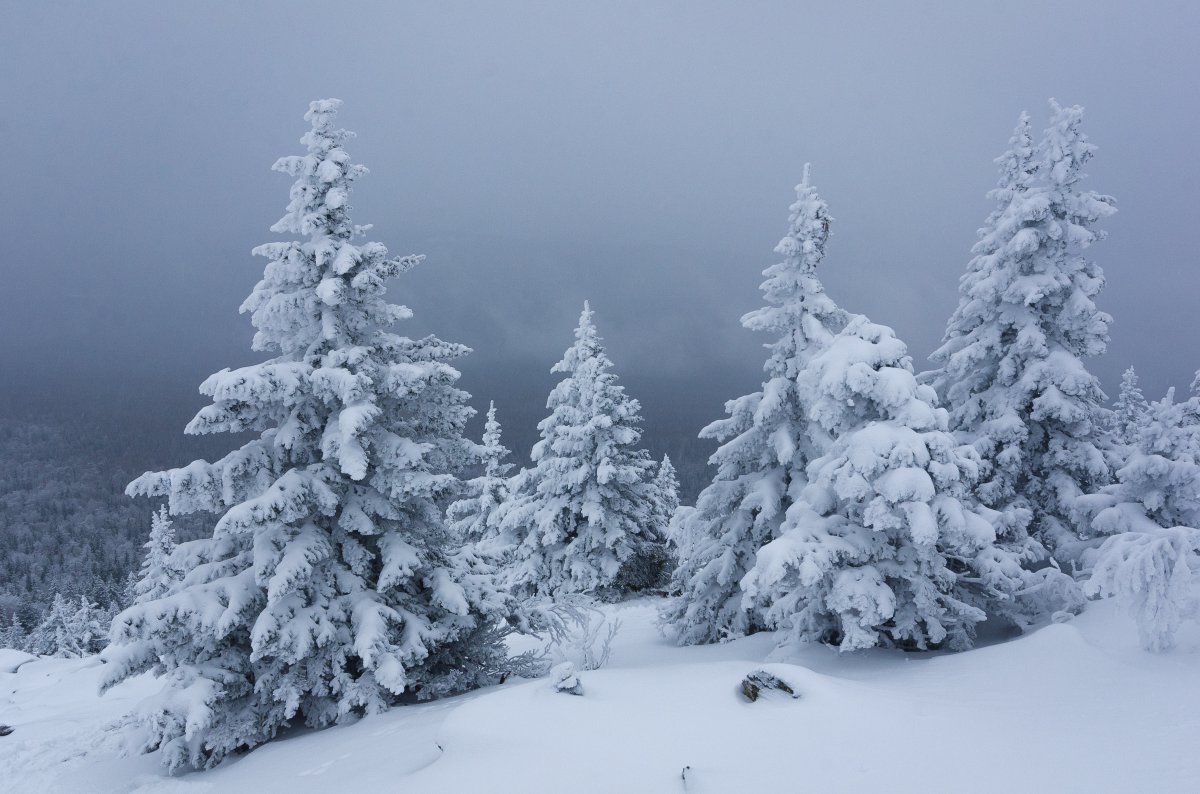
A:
<box><xmin>3</xmin><ymin>599</ymin><xmax>1199</xmax><ymax>793</ymax></box>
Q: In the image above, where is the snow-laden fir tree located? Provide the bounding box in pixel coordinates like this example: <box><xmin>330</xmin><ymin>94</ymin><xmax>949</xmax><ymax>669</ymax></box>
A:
<box><xmin>0</xmin><ymin>612</ymin><xmax>26</xmax><ymax>651</ymax></box>
<box><xmin>661</xmin><ymin>167</ymin><xmax>848</xmax><ymax>644</ymax></box>
<box><xmin>648</xmin><ymin>455</ymin><xmax>680</xmax><ymax>541</ymax></box>
<box><xmin>743</xmin><ymin>316</ymin><xmax>1026</xmax><ymax>651</ymax></box>
<box><xmin>924</xmin><ymin>102</ymin><xmax>1116</xmax><ymax>559</ymax></box>
<box><xmin>71</xmin><ymin>595</ymin><xmax>109</xmax><ymax>655</ymax></box>
<box><xmin>1112</xmin><ymin>367</ymin><xmax>1149</xmax><ymax>446</ymax></box>
<box><xmin>101</xmin><ymin>100</ymin><xmax>509</xmax><ymax>771</ymax></box>
<box><xmin>491</xmin><ymin>303</ymin><xmax>659</xmax><ymax>599</ymax></box>
<box><xmin>134</xmin><ymin>505</ymin><xmax>182</xmax><ymax>604</ymax></box>
<box><xmin>447</xmin><ymin>402</ymin><xmax>512</xmax><ymax>543</ymax></box>
<box><xmin>25</xmin><ymin>592</ymin><xmax>76</xmax><ymax>656</ymax></box>
<box><xmin>26</xmin><ymin>593</ymin><xmax>105</xmax><ymax>657</ymax></box>
<box><xmin>1082</xmin><ymin>381</ymin><xmax>1200</xmax><ymax>650</ymax></box>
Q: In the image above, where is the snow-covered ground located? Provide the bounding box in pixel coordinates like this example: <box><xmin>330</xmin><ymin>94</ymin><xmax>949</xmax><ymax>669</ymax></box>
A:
<box><xmin>2</xmin><ymin>599</ymin><xmax>1198</xmax><ymax>793</ymax></box>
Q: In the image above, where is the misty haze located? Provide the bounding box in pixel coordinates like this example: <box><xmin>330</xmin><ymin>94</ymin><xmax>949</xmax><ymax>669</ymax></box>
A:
<box><xmin>2</xmin><ymin>3</ymin><xmax>1199</xmax><ymax>792</ymax></box>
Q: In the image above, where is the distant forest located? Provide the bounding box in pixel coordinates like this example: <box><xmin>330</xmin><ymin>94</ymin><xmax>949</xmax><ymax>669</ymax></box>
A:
<box><xmin>0</xmin><ymin>383</ymin><xmax>714</xmax><ymax>627</ymax></box>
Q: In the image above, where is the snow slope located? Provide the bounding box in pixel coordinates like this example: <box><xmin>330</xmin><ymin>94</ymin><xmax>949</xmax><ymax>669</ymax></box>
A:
<box><xmin>2</xmin><ymin>599</ymin><xmax>1198</xmax><ymax>793</ymax></box>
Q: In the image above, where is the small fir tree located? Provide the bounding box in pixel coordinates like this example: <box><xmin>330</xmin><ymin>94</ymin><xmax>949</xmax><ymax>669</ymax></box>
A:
<box><xmin>0</xmin><ymin>612</ymin><xmax>26</xmax><ymax>651</ymax></box>
<box><xmin>70</xmin><ymin>595</ymin><xmax>108</xmax><ymax>656</ymax></box>
<box><xmin>648</xmin><ymin>455</ymin><xmax>680</xmax><ymax>540</ymax></box>
<box><xmin>1112</xmin><ymin>367</ymin><xmax>1149</xmax><ymax>446</ymax></box>
<box><xmin>492</xmin><ymin>303</ymin><xmax>658</xmax><ymax>599</ymax></box>
<box><xmin>134</xmin><ymin>505</ymin><xmax>182</xmax><ymax>604</ymax></box>
<box><xmin>447</xmin><ymin>402</ymin><xmax>512</xmax><ymax>543</ymax></box>
<box><xmin>27</xmin><ymin>593</ymin><xmax>79</xmax><ymax>657</ymax></box>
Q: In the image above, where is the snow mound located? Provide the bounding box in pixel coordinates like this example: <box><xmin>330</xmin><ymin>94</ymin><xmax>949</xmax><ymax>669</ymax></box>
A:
<box><xmin>2</xmin><ymin>599</ymin><xmax>1199</xmax><ymax>793</ymax></box>
<box><xmin>0</xmin><ymin>649</ymin><xmax>36</xmax><ymax>674</ymax></box>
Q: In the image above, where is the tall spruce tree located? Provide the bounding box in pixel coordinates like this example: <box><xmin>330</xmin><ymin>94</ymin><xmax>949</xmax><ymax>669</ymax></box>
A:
<box><xmin>101</xmin><ymin>100</ymin><xmax>508</xmax><ymax>771</ymax></box>
<box><xmin>661</xmin><ymin>168</ymin><xmax>848</xmax><ymax>644</ymax></box>
<box><xmin>491</xmin><ymin>303</ymin><xmax>658</xmax><ymax>599</ymax></box>
<box><xmin>924</xmin><ymin>102</ymin><xmax>1116</xmax><ymax>559</ymax></box>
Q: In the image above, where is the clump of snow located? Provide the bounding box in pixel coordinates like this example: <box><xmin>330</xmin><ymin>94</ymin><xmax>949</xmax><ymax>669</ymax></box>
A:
<box><xmin>549</xmin><ymin>661</ymin><xmax>583</xmax><ymax>695</ymax></box>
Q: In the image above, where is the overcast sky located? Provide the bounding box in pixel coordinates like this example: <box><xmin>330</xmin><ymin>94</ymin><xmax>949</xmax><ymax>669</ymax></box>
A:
<box><xmin>2</xmin><ymin>1</ymin><xmax>1197</xmax><ymax>455</ymax></box>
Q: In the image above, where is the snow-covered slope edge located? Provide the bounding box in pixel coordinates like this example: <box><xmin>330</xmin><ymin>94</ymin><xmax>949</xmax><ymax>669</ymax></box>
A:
<box><xmin>2</xmin><ymin>599</ymin><xmax>1198</xmax><ymax>794</ymax></box>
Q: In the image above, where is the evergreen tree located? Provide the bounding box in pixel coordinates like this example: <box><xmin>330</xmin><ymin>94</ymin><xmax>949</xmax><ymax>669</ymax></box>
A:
<box><xmin>743</xmin><ymin>317</ymin><xmax>1021</xmax><ymax>651</ymax></box>
<box><xmin>134</xmin><ymin>505</ymin><xmax>181</xmax><ymax>604</ymax></box>
<box><xmin>1084</xmin><ymin>382</ymin><xmax>1200</xmax><ymax>650</ymax></box>
<box><xmin>924</xmin><ymin>102</ymin><xmax>1116</xmax><ymax>559</ymax></box>
<box><xmin>102</xmin><ymin>99</ymin><xmax>509</xmax><ymax>771</ymax></box>
<box><xmin>648</xmin><ymin>455</ymin><xmax>680</xmax><ymax>540</ymax></box>
<box><xmin>661</xmin><ymin>168</ymin><xmax>847</xmax><ymax>644</ymax></box>
<box><xmin>70</xmin><ymin>595</ymin><xmax>108</xmax><ymax>656</ymax></box>
<box><xmin>0</xmin><ymin>612</ymin><xmax>25</xmax><ymax>651</ymax></box>
<box><xmin>447</xmin><ymin>402</ymin><xmax>512</xmax><ymax>542</ymax></box>
<box><xmin>492</xmin><ymin>303</ymin><xmax>658</xmax><ymax>599</ymax></box>
<box><xmin>120</xmin><ymin>572</ymin><xmax>139</xmax><ymax>611</ymax></box>
<box><xmin>27</xmin><ymin>593</ymin><xmax>78</xmax><ymax>657</ymax></box>
<box><xmin>1112</xmin><ymin>366</ymin><xmax>1149</xmax><ymax>446</ymax></box>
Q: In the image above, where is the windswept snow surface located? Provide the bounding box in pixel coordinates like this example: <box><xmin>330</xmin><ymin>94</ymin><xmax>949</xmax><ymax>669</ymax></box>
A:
<box><xmin>2</xmin><ymin>599</ymin><xmax>1198</xmax><ymax>793</ymax></box>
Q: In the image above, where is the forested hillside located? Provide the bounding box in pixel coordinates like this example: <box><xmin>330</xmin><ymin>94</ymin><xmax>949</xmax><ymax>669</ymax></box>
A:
<box><xmin>0</xmin><ymin>396</ymin><xmax>227</xmax><ymax>627</ymax></box>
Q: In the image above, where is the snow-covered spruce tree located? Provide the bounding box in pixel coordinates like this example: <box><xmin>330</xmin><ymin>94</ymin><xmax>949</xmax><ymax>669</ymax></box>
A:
<box><xmin>71</xmin><ymin>595</ymin><xmax>108</xmax><ymax>655</ymax></box>
<box><xmin>649</xmin><ymin>455</ymin><xmax>680</xmax><ymax>541</ymax></box>
<box><xmin>924</xmin><ymin>103</ymin><xmax>1116</xmax><ymax>560</ymax></box>
<box><xmin>26</xmin><ymin>593</ymin><xmax>103</xmax><ymax>657</ymax></box>
<box><xmin>447</xmin><ymin>402</ymin><xmax>512</xmax><ymax>543</ymax></box>
<box><xmin>26</xmin><ymin>593</ymin><xmax>74</xmax><ymax>656</ymax></box>
<box><xmin>743</xmin><ymin>316</ymin><xmax>1022</xmax><ymax>651</ymax></box>
<box><xmin>1</xmin><ymin>612</ymin><xmax>26</xmax><ymax>651</ymax></box>
<box><xmin>101</xmin><ymin>99</ymin><xmax>509</xmax><ymax>771</ymax></box>
<box><xmin>661</xmin><ymin>167</ymin><xmax>848</xmax><ymax>644</ymax></box>
<box><xmin>134</xmin><ymin>505</ymin><xmax>182</xmax><ymax>604</ymax></box>
<box><xmin>1112</xmin><ymin>367</ymin><xmax>1149</xmax><ymax>446</ymax></box>
<box><xmin>492</xmin><ymin>303</ymin><xmax>659</xmax><ymax>600</ymax></box>
<box><xmin>1082</xmin><ymin>384</ymin><xmax>1200</xmax><ymax>650</ymax></box>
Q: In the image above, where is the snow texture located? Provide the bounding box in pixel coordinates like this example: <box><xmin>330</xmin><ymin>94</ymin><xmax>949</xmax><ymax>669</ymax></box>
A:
<box><xmin>3</xmin><ymin>600</ymin><xmax>1200</xmax><ymax>793</ymax></box>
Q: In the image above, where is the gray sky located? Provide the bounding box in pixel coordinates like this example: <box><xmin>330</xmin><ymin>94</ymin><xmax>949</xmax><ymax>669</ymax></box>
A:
<box><xmin>2</xmin><ymin>1</ymin><xmax>1197</xmax><ymax>457</ymax></box>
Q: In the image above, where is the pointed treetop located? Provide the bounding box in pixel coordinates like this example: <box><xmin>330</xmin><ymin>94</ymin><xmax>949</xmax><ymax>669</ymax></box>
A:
<box><xmin>991</xmin><ymin>111</ymin><xmax>1037</xmax><ymax>198</ymax></box>
<box><xmin>480</xmin><ymin>400</ymin><xmax>511</xmax><ymax>479</ymax></box>
<box><xmin>268</xmin><ymin>97</ymin><xmax>368</xmax><ymax>241</ymax></box>
<box><xmin>1043</xmin><ymin>98</ymin><xmax>1099</xmax><ymax>191</ymax></box>
<box><xmin>776</xmin><ymin>167</ymin><xmax>833</xmax><ymax>276</ymax></box>
<box><xmin>740</xmin><ymin>166</ymin><xmax>845</xmax><ymax>365</ymax></box>
<box><xmin>553</xmin><ymin>301</ymin><xmax>606</xmax><ymax>377</ymax></box>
